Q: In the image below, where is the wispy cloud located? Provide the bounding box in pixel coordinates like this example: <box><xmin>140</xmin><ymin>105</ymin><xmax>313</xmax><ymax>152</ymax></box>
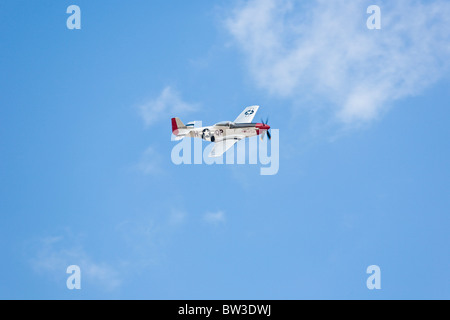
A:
<box><xmin>226</xmin><ymin>0</ymin><xmax>450</xmax><ymax>124</ymax></box>
<box><xmin>29</xmin><ymin>207</ymin><xmax>191</xmax><ymax>293</ymax></box>
<box><xmin>30</xmin><ymin>235</ymin><xmax>121</xmax><ymax>291</ymax></box>
<box><xmin>139</xmin><ymin>86</ymin><xmax>198</xmax><ymax>127</ymax></box>
<box><xmin>135</xmin><ymin>146</ymin><xmax>163</xmax><ymax>175</ymax></box>
<box><xmin>168</xmin><ymin>209</ymin><xmax>187</xmax><ymax>226</ymax></box>
<box><xmin>203</xmin><ymin>211</ymin><xmax>226</xmax><ymax>225</ymax></box>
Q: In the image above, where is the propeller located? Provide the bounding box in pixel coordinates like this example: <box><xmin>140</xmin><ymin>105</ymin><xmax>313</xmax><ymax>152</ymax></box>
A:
<box><xmin>260</xmin><ymin>117</ymin><xmax>271</xmax><ymax>140</ymax></box>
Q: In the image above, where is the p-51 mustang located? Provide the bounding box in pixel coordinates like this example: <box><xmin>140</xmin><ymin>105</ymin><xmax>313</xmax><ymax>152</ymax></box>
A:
<box><xmin>171</xmin><ymin>105</ymin><xmax>271</xmax><ymax>157</ymax></box>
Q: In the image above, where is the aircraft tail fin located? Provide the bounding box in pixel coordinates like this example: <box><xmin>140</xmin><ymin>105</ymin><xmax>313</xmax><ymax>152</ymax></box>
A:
<box><xmin>171</xmin><ymin>117</ymin><xmax>186</xmax><ymax>135</ymax></box>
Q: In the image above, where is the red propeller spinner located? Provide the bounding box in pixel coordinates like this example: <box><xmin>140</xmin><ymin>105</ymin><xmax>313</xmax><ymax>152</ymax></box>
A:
<box><xmin>256</xmin><ymin>118</ymin><xmax>271</xmax><ymax>140</ymax></box>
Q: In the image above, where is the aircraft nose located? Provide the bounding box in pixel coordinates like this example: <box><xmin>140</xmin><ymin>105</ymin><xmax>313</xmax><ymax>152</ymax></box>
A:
<box><xmin>256</xmin><ymin>123</ymin><xmax>270</xmax><ymax>130</ymax></box>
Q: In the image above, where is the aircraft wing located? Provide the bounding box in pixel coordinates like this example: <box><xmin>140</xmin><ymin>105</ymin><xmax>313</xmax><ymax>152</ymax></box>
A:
<box><xmin>209</xmin><ymin>138</ymin><xmax>240</xmax><ymax>158</ymax></box>
<box><xmin>234</xmin><ymin>105</ymin><xmax>259</xmax><ymax>123</ymax></box>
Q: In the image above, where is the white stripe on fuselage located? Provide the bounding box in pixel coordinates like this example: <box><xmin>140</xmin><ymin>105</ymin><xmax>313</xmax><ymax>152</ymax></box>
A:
<box><xmin>189</xmin><ymin>126</ymin><xmax>258</xmax><ymax>141</ymax></box>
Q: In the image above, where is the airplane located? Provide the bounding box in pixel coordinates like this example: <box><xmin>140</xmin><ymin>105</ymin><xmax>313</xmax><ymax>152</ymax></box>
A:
<box><xmin>171</xmin><ymin>105</ymin><xmax>271</xmax><ymax>157</ymax></box>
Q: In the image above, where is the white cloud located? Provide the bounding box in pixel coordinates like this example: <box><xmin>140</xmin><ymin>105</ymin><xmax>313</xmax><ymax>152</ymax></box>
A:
<box><xmin>203</xmin><ymin>211</ymin><xmax>226</xmax><ymax>225</ymax></box>
<box><xmin>139</xmin><ymin>86</ymin><xmax>197</xmax><ymax>127</ymax></box>
<box><xmin>31</xmin><ymin>235</ymin><xmax>122</xmax><ymax>291</ymax></box>
<box><xmin>136</xmin><ymin>146</ymin><xmax>163</xmax><ymax>175</ymax></box>
<box><xmin>168</xmin><ymin>209</ymin><xmax>187</xmax><ymax>226</ymax></box>
<box><xmin>226</xmin><ymin>0</ymin><xmax>450</xmax><ymax>124</ymax></box>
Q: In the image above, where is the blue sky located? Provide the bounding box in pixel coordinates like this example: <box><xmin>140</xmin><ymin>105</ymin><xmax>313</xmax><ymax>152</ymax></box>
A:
<box><xmin>0</xmin><ymin>0</ymin><xmax>449</xmax><ymax>299</ymax></box>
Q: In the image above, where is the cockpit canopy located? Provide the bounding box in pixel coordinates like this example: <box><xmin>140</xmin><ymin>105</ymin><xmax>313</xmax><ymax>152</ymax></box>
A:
<box><xmin>214</xmin><ymin>121</ymin><xmax>233</xmax><ymax>127</ymax></box>
<box><xmin>186</xmin><ymin>121</ymin><xmax>201</xmax><ymax>128</ymax></box>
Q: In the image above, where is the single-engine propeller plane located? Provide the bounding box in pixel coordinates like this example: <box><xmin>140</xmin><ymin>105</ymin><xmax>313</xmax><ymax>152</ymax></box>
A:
<box><xmin>171</xmin><ymin>105</ymin><xmax>271</xmax><ymax>157</ymax></box>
